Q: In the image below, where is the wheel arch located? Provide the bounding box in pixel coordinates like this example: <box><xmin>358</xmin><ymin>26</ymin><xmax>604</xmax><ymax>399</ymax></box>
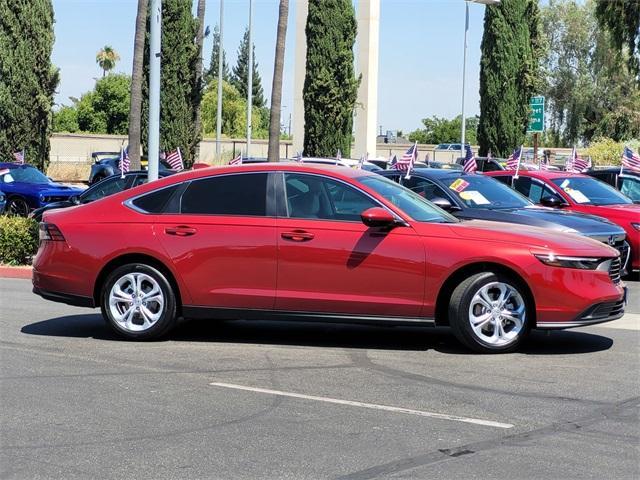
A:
<box><xmin>93</xmin><ymin>253</ymin><xmax>184</xmax><ymax>315</ymax></box>
<box><xmin>434</xmin><ymin>262</ymin><xmax>536</xmax><ymax>327</ymax></box>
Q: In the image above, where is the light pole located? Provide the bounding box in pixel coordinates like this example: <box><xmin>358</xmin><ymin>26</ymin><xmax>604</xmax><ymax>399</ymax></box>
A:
<box><xmin>246</xmin><ymin>0</ymin><xmax>254</xmax><ymax>159</ymax></box>
<box><xmin>460</xmin><ymin>0</ymin><xmax>500</xmax><ymax>157</ymax></box>
<box><xmin>215</xmin><ymin>0</ymin><xmax>225</xmax><ymax>160</ymax></box>
<box><xmin>148</xmin><ymin>0</ymin><xmax>162</xmax><ymax>182</ymax></box>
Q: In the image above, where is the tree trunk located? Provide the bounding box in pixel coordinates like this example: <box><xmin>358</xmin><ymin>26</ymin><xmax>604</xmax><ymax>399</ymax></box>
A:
<box><xmin>127</xmin><ymin>0</ymin><xmax>148</xmax><ymax>170</ymax></box>
<box><xmin>192</xmin><ymin>0</ymin><xmax>207</xmax><ymax>163</ymax></box>
<box><xmin>268</xmin><ymin>0</ymin><xmax>289</xmax><ymax>162</ymax></box>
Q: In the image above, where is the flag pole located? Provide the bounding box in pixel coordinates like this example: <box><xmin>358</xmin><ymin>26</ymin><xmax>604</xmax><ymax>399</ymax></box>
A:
<box><xmin>215</xmin><ymin>0</ymin><xmax>225</xmax><ymax>160</ymax></box>
<box><xmin>246</xmin><ymin>0</ymin><xmax>254</xmax><ymax>160</ymax></box>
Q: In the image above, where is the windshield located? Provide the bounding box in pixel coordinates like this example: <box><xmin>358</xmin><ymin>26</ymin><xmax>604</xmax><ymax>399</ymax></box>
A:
<box><xmin>552</xmin><ymin>177</ymin><xmax>632</xmax><ymax>205</ymax></box>
<box><xmin>1</xmin><ymin>166</ymin><xmax>49</xmax><ymax>184</ymax></box>
<box><xmin>445</xmin><ymin>175</ymin><xmax>531</xmax><ymax>209</ymax></box>
<box><xmin>358</xmin><ymin>175</ymin><xmax>458</xmax><ymax>223</ymax></box>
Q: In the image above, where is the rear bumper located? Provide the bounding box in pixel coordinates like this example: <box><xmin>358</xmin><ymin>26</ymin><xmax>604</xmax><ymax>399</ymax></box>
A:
<box><xmin>32</xmin><ymin>286</ymin><xmax>94</xmax><ymax>308</ymax></box>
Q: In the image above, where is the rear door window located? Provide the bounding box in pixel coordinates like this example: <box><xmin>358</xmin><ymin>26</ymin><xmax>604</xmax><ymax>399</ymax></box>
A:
<box><xmin>180</xmin><ymin>173</ymin><xmax>268</xmax><ymax>216</ymax></box>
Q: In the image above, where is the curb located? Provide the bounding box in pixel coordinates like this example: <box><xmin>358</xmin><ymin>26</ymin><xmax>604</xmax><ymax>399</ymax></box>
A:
<box><xmin>0</xmin><ymin>265</ymin><xmax>32</xmax><ymax>279</ymax></box>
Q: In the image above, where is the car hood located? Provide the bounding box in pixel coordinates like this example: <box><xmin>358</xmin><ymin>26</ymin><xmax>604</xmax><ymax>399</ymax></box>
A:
<box><xmin>424</xmin><ymin>220</ymin><xmax>618</xmax><ymax>256</ymax></box>
<box><xmin>18</xmin><ymin>182</ymin><xmax>84</xmax><ymax>194</ymax></box>
<box><xmin>458</xmin><ymin>207</ymin><xmax>624</xmax><ymax>237</ymax></box>
<box><xmin>586</xmin><ymin>203</ymin><xmax>640</xmax><ymax>217</ymax></box>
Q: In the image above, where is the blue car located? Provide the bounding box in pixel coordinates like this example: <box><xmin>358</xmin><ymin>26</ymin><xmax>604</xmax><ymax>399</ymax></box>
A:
<box><xmin>0</xmin><ymin>163</ymin><xmax>85</xmax><ymax>217</ymax></box>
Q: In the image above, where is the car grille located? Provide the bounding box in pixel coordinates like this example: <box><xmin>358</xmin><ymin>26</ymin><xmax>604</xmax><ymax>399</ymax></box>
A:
<box><xmin>613</xmin><ymin>240</ymin><xmax>630</xmax><ymax>272</ymax></box>
<box><xmin>581</xmin><ymin>299</ymin><xmax>625</xmax><ymax>321</ymax></box>
<box><xmin>608</xmin><ymin>257</ymin><xmax>622</xmax><ymax>284</ymax></box>
<box><xmin>42</xmin><ymin>195</ymin><xmax>69</xmax><ymax>203</ymax></box>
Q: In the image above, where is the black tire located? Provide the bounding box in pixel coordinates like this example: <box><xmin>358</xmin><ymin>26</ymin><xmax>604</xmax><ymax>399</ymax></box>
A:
<box><xmin>100</xmin><ymin>263</ymin><xmax>177</xmax><ymax>340</ymax></box>
<box><xmin>449</xmin><ymin>272</ymin><xmax>531</xmax><ymax>353</ymax></box>
<box><xmin>7</xmin><ymin>197</ymin><xmax>29</xmax><ymax>217</ymax></box>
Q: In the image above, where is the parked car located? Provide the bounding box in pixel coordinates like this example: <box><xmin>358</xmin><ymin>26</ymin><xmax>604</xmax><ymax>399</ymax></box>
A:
<box><xmin>485</xmin><ymin>170</ymin><xmax>640</xmax><ymax>274</ymax></box>
<box><xmin>379</xmin><ymin>168</ymin><xmax>630</xmax><ymax>268</ymax></box>
<box><xmin>0</xmin><ymin>163</ymin><xmax>84</xmax><ymax>216</ymax></box>
<box><xmin>34</xmin><ymin>164</ymin><xmax>626</xmax><ymax>353</ymax></box>
<box><xmin>585</xmin><ymin>168</ymin><xmax>640</xmax><ymax>203</ymax></box>
<box><xmin>30</xmin><ymin>170</ymin><xmax>175</xmax><ymax>222</ymax></box>
<box><xmin>433</xmin><ymin>143</ymin><xmax>471</xmax><ymax>163</ymax></box>
<box><xmin>0</xmin><ymin>191</ymin><xmax>5</xmax><ymax>214</ymax></box>
<box><xmin>89</xmin><ymin>152</ymin><xmax>175</xmax><ymax>184</ymax></box>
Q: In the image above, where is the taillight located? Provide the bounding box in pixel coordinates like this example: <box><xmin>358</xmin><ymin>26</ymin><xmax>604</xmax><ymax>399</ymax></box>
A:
<box><xmin>39</xmin><ymin>223</ymin><xmax>65</xmax><ymax>242</ymax></box>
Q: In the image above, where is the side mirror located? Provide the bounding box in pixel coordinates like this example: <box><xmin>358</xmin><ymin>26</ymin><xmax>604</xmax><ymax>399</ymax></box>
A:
<box><xmin>70</xmin><ymin>195</ymin><xmax>80</xmax><ymax>205</ymax></box>
<box><xmin>540</xmin><ymin>195</ymin><xmax>566</xmax><ymax>208</ymax></box>
<box><xmin>360</xmin><ymin>207</ymin><xmax>398</xmax><ymax>228</ymax></box>
<box><xmin>431</xmin><ymin>196</ymin><xmax>458</xmax><ymax>211</ymax></box>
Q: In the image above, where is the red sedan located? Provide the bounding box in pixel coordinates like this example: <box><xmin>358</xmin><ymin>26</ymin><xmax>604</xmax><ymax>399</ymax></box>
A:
<box><xmin>485</xmin><ymin>170</ymin><xmax>639</xmax><ymax>274</ymax></box>
<box><xmin>33</xmin><ymin>164</ymin><xmax>626</xmax><ymax>353</ymax></box>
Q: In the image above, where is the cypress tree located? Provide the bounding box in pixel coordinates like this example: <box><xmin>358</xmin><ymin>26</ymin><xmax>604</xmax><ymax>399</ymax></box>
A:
<box><xmin>231</xmin><ymin>28</ymin><xmax>266</xmax><ymax>108</ymax></box>
<box><xmin>206</xmin><ymin>25</ymin><xmax>230</xmax><ymax>84</ymax></box>
<box><xmin>477</xmin><ymin>0</ymin><xmax>543</xmax><ymax>157</ymax></box>
<box><xmin>141</xmin><ymin>0</ymin><xmax>200</xmax><ymax>166</ymax></box>
<box><xmin>303</xmin><ymin>0</ymin><xmax>360</xmax><ymax>157</ymax></box>
<box><xmin>0</xmin><ymin>0</ymin><xmax>59</xmax><ymax>170</ymax></box>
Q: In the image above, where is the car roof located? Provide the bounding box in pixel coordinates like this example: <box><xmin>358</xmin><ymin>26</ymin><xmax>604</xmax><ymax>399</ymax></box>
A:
<box><xmin>381</xmin><ymin>167</ymin><xmax>470</xmax><ymax>180</ymax></box>
<box><xmin>485</xmin><ymin>169</ymin><xmax>588</xmax><ymax>180</ymax></box>
<box><xmin>0</xmin><ymin>162</ymin><xmax>37</xmax><ymax>169</ymax></box>
<box><xmin>588</xmin><ymin>167</ymin><xmax>639</xmax><ymax>177</ymax></box>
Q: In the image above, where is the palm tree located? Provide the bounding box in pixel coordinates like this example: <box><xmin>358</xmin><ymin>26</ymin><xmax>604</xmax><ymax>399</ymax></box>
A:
<box><xmin>268</xmin><ymin>0</ymin><xmax>289</xmax><ymax>162</ymax></box>
<box><xmin>192</xmin><ymin>0</ymin><xmax>207</xmax><ymax>162</ymax></box>
<box><xmin>95</xmin><ymin>45</ymin><xmax>120</xmax><ymax>77</ymax></box>
<box><xmin>127</xmin><ymin>0</ymin><xmax>148</xmax><ymax>170</ymax></box>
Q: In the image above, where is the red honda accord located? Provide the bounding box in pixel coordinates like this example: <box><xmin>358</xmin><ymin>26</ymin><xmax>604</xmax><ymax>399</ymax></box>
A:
<box><xmin>33</xmin><ymin>164</ymin><xmax>626</xmax><ymax>353</ymax></box>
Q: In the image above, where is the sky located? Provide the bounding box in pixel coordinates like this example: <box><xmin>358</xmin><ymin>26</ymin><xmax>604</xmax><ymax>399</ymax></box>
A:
<box><xmin>51</xmin><ymin>0</ymin><xmax>487</xmax><ymax>134</ymax></box>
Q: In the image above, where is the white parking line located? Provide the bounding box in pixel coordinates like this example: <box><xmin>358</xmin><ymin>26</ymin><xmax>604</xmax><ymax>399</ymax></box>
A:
<box><xmin>209</xmin><ymin>381</ymin><xmax>513</xmax><ymax>429</ymax></box>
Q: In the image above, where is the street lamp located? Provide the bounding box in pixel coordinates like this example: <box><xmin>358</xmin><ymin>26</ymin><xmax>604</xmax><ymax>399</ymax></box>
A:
<box><xmin>460</xmin><ymin>0</ymin><xmax>500</xmax><ymax>156</ymax></box>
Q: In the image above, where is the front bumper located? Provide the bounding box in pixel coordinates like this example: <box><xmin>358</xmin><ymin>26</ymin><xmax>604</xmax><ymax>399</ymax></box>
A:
<box><xmin>537</xmin><ymin>291</ymin><xmax>626</xmax><ymax>329</ymax></box>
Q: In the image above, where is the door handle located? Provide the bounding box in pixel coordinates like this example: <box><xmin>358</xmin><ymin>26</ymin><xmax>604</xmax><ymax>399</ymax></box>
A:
<box><xmin>164</xmin><ymin>226</ymin><xmax>197</xmax><ymax>237</ymax></box>
<box><xmin>281</xmin><ymin>230</ymin><xmax>314</xmax><ymax>242</ymax></box>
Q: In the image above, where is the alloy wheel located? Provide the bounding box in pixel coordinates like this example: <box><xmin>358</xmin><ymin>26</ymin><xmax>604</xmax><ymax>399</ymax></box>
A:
<box><xmin>108</xmin><ymin>273</ymin><xmax>165</xmax><ymax>333</ymax></box>
<box><xmin>468</xmin><ymin>281</ymin><xmax>526</xmax><ymax>347</ymax></box>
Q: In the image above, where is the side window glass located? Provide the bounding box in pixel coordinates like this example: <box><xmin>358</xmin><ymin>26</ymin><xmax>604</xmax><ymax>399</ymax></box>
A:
<box><xmin>181</xmin><ymin>173</ymin><xmax>268</xmax><ymax>216</ymax></box>
<box><xmin>528</xmin><ymin>181</ymin><xmax>544</xmax><ymax>204</ymax></box>
<box><xmin>493</xmin><ymin>175</ymin><xmax>512</xmax><ymax>186</ymax></box>
<box><xmin>403</xmin><ymin>178</ymin><xmax>447</xmax><ymax>201</ymax></box>
<box><xmin>284</xmin><ymin>173</ymin><xmax>377</xmax><ymax>221</ymax></box>
<box><xmin>82</xmin><ymin>177</ymin><xmax>126</xmax><ymax>203</ymax></box>
<box><xmin>131</xmin><ymin>175</ymin><xmax>148</xmax><ymax>188</ymax></box>
<box><xmin>513</xmin><ymin>177</ymin><xmax>533</xmax><ymax>199</ymax></box>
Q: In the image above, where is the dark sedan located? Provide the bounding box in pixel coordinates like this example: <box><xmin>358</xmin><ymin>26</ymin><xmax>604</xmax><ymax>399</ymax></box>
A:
<box><xmin>379</xmin><ymin>168</ymin><xmax>630</xmax><ymax>268</ymax></box>
<box><xmin>30</xmin><ymin>170</ymin><xmax>174</xmax><ymax>222</ymax></box>
<box><xmin>585</xmin><ymin>168</ymin><xmax>639</xmax><ymax>203</ymax></box>
<box><xmin>89</xmin><ymin>152</ymin><xmax>175</xmax><ymax>184</ymax></box>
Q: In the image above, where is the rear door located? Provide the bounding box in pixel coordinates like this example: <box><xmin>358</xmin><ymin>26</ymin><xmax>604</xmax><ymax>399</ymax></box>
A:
<box><xmin>274</xmin><ymin>172</ymin><xmax>425</xmax><ymax>317</ymax></box>
<box><xmin>155</xmin><ymin>172</ymin><xmax>277</xmax><ymax>309</ymax></box>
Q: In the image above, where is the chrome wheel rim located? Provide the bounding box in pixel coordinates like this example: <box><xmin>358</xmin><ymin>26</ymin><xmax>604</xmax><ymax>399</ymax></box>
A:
<box><xmin>8</xmin><ymin>199</ymin><xmax>28</xmax><ymax>217</ymax></box>
<box><xmin>108</xmin><ymin>273</ymin><xmax>164</xmax><ymax>332</ymax></box>
<box><xmin>468</xmin><ymin>282</ymin><xmax>525</xmax><ymax>347</ymax></box>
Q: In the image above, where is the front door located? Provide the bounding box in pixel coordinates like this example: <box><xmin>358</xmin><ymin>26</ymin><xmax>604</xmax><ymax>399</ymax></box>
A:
<box><xmin>275</xmin><ymin>172</ymin><xmax>426</xmax><ymax>317</ymax></box>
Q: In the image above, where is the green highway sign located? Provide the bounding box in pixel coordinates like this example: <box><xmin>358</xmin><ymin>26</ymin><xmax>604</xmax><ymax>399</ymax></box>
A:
<box><xmin>528</xmin><ymin>96</ymin><xmax>544</xmax><ymax>133</ymax></box>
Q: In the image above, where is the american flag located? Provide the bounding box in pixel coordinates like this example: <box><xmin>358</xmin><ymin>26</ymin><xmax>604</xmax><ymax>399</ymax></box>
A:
<box><xmin>424</xmin><ymin>152</ymin><xmax>430</xmax><ymax>163</ymax></box>
<box><xmin>229</xmin><ymin>152</ymin><xmax>242</xmax><ymax>165</ymax></box>
<box><xmin>621</xmin><ymin>146</ymin><xmax>640</xmax><ymax>173</ymax></box>
<box><xmin>294</xmin><ymin>151</ymin><xmax>302</xmax><ymax>162</ymax></box>
<box><xmin>566</xmin><ymin>147</ymin><xmax>590</xmax><ymax>173</ymax></box>
<box><xmin>165</xmin><ymin>148</ymin><xmax>184</xmax><ymax>171</ymax></box>
<box><xmin>394</xmin><ymin>143</ymin><xmax>417</xmax><ymax>171</ymax></box>
<box><xmin>487</xmin><ymin>149</ymin><xmax>492</xmax><ymax>161</ymax></box>
<box><xmin>462</xmin><ymin>145</ymin><xmax>477</xmax><ymax>173</ymax></box>
<box><xmin>357</xmin><ymin>153</ymin><xmax>367</xmax><ymax>170</ymax></box>
<box><xmin>335</xmin><ymin>149</ymin><xmax>341</xmax><ymax>165</ymax></box>
<box><xmin>13</xmin><ymin>150</ymin><xmax>24</xmax><ymax>164</ymax></box>
<box><xmin>389</xmin><ymin>155</ymin><xmax>398</xmax><ymax>169</ymax></box>
<box><xmin>119</xmin><ymin>146</ymin><xmax>130</xmax><ymax>175</ymax></box>
<box><xmin>506</xmin><ymin>146</ymin><xmax>522</xmax><ymax>170</ymax></box>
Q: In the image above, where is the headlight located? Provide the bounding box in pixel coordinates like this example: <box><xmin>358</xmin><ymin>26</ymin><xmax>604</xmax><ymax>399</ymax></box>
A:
<box><xmin>534</xmin><ymin>253</ymin><xmax>604</xmax><ymax>270</ymax></box>
<box><xmin>632</xmin><ymin>223</ymin><xmax>640</xmax><ymax>231</ymax></box>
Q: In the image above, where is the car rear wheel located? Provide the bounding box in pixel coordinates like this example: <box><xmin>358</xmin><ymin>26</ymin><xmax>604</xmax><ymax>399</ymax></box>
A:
<box><xmin>7</xmin><ymin>197</ymin><xmax>29</xmax><ymax>217</ymax></box>
<box><xmin>101</xmin><ymin>264</ymin><xmax>177</xmax><ymax>340</ymax></box>
<box><xmin>449</xmin><ymin>272</ymin><xmax>530</xmax><ymax>353</ymax></box>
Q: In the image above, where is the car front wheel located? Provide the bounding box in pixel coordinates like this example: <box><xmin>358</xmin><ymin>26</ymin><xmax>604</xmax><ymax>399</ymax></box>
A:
<box><xmin>7</xmin><ymin>197</ymin><xmax>29</xmax><ymax>217</ymax></box>
<box><xmin>101</xmin><ymin>264</ymin><xmax>177</xmax><ymax>340</ymax></box>
<box><xmin>449</xmin><ymin>272</ymin><xmax>530</xmax><ymax>353</ymax></box>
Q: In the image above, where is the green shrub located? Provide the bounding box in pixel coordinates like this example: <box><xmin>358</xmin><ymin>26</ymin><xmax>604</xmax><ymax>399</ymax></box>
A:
<box><xmin>584</xmin><ymin>138</ymin><xmax>640</xmax><ymax>166</ymax></box>
<box><xmin>0</xmin><ymin>216</ymin><xmax>39</xmax><ymax>265</ymax></box>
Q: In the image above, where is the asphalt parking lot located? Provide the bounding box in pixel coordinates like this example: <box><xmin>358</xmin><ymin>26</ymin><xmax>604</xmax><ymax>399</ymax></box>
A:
<box><xmin>1</xmin><ymin>277</ymin><xmax>638</xmax><ymax>479</ymax></box>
